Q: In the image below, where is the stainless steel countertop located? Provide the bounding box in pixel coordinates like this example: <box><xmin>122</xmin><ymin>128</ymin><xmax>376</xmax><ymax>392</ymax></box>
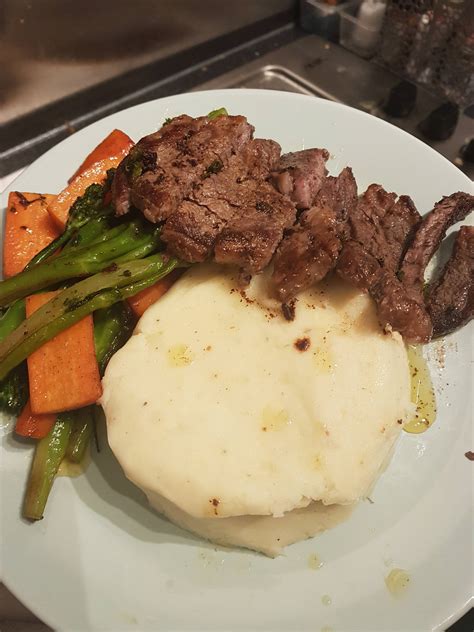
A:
<box><xmin>196</xmin><ymin>35</ymin><xmax>474</xmax><ymax>178</ymax></box>
<box><xmin>0</xmin><ymin>0</ymin><xmax>293</xmax><ymax>125</ymax></box>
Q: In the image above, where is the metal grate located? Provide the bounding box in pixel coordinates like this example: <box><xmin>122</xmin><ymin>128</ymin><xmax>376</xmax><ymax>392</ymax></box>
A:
<box><xmin>378</xmin><ymin>0</ymin><xmax>474</xmax><ymax>106</ymax></box>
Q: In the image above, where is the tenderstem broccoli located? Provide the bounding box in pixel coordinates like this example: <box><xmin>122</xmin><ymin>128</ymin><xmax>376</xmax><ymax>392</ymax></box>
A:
<box><xmin>0</xmin><ymin>219</ymin><xmax>162</xmax><ymax>307</ymax></box>
<box><xmin>0</xmin><ymin>254</ymin><xmax>180</xmax><ymax>380</ymax></box>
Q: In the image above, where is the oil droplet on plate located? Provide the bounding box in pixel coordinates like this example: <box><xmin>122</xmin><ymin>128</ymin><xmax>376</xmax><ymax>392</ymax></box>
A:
<box><xmin>321</xmin><ymin>594</ymin><xmax>332</xmax><ymax>606</ymax></box>
<box><xmin>261</xmin><ymin>405</ymin><xmax>289</xmax><ymax>431</ymax></box>
<box><xmin>385</xmin><ymin>568</ymin><xmax>410</xmax><ymax>596</ymax></box>
<box><xmin>308</xmin><ymin>553</ymin><xmax>323</xmax><ymax>570</ymax></box>
<box><xmin>167</xmin><ymin>344</ymin><xmax>194</xmax><ymax>367</ymax></box>
<box><xmin>404</xmin><ymin>345</ymin><xmax>436</xmax><ymax>434</ymax></box>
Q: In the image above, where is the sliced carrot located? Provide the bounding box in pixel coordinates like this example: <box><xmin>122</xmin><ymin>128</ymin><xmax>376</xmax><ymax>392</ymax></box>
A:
<box><xmin>26</xmin><ymin>292</ymin><xmax>102</xmax><ymax>415</ymax></box>
<box><xmin>127</xmin><ymin>270</ymin><xmax>182</xmax><ymax>318</ymax></box>
<box><xmin>15</xmin><ymin>400</ymin><xmax>56</xmax><ymax>439</ymax></box>
<box><xmin>3</xmin><ymin>192</ymin><xmax>60</xmax><ymax>278</ymax></box>
<box><xmin>48</xmin><ymin>155</ymin><xmax>125</xmax><ymax>230</ymax></box>
<box><xmin>69</xmin><ymin>129</ymin><xmax>134</xmax><ymax>183</ymax></box>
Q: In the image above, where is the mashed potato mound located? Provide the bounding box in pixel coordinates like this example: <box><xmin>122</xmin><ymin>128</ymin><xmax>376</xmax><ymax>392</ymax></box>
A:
<box><xmin>102</xmin><ymin>265</ymin><xmax>413</xmax><ymax>555</ymax></box>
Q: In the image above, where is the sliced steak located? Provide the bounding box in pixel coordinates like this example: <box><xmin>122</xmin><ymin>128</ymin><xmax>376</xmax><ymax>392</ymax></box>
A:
<box><xmin>337</xmin><ymin>185</ymin><xmax>421</xmax><ymax>283</ymax></box>
<box><xmin>112</xmin><ymin>114</ymin><xmax>254</xmax><ymax>222</ymax></box>
<box><xmin>400</xmin><ymin>192</ymin><xmax>474</xmax><ymax>300</ymax></box>
<box><xmin>271</xmin><ymin>149</ymin><xmax>329</xmax><ymax>209</ymax></box>
<box><xmin>214</xmin><ymin>179</ymin><xmax>296</xmax><ymax>274</ymax></box>
<box><xmin>214</xmin><ymin>181</ymin><xmax>297</xmax><ymax>273</ymax></box>
<box><xmin>373</xmin><ymin>273</ymin><xmax>434</xmax><ymax>343</ymax></box>
<box><xmin>336</xmin><ymin>240</ymin><xmax>381</xmax><ymax>290</ymax></box>
<box><xmin>345</xmin><ymin>185</ymin><xmax>421</xmax><ymax>275</ymax></box>
<box><xmin>427</xmin><ymin>225</ymin><xmax>474</xmax><ymax>337</ymax></box>
<box><xmin>336</xmin><ymin>184</ymin><xmax>431</xmax><ymax>342</ymax></box>
<box><xmin>162</xmin><ymin>139</ymin><xmax>281</xmax><ymax>262</ymax></box>
<box><xmin>272</xmin><ymin>167</ymin><xmax>357</xmax><ymax>301</ymax></box>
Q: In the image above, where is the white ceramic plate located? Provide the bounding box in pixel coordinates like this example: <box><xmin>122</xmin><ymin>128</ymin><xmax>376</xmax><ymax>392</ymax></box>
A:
<box><xmin>1</xmin><ymin>90</ymin><xmax>473</xmax><ymax>632</ymax></box>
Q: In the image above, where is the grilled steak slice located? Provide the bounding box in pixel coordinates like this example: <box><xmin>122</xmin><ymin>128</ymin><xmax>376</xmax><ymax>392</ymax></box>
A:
<box><xmin>233</xmin><ymin>138</ymin><xmax>281</xmax><ymax>180</ymax></box>
<box><xmin>162</xmin><ymin>139</ymin><xmax>281</xmax><ymax>262</ymax></box>
<box><xmin>336</xmin><ymin>240</ymin><xmax>381</xmax><ymax>290</ymax></box>
<box><xmin>112</xmin><ymin>114</ymin><xmax>253</xmax><ymax>221</ymax></box>
<box><xmin>272</xmin><ymin>167</ymin><xmax>357</xmax><ymax>301</ymax></box>
<box><xmin>373</xmin><ymin>274</ymin><xmax>433</xmax><ymax>343</ymax></box>
<box><xmin>214</xmin><ymin>181</ymin><xmax>297</xmax><ymax>273</ymax></box>
<box><xmin>344</xmin><ymin>185</ymin><xmax>421</xmax><ymax>276</ymax></box>
<box><xmin>337</xmin><ymin>185</ymin><xmax>421</xmax><ymax>283</ymax></box>
<box><xmin>337</xmin><ymin>184</ymin><xmax>431</xmax><ymax>342</ymax></box>
<box><xmin>427</xmin><ymin>225</ymin><xmax>474</xmax><ymax>337</ymax></box>
<box><xmin>400</xmin><ymin>192</ymin><xmax>474</xmax><ymax>300</ymax></box>
<box><xmin>271</xmin><ymin>149</ymin><xmax>329</xmax><ymax>209</ymax></box>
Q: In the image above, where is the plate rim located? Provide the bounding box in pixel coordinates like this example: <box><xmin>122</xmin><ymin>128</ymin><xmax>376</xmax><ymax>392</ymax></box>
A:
<box><xmin>1</xmin><ymin>88</ymin><xmax>473</xmax><ymax>631</ymax></box>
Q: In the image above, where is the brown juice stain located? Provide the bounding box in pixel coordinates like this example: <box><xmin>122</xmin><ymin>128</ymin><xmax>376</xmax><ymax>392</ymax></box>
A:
<box><xmin>385</xmin><ymin>568</ymin><xmax>410</xmax><ymax>596</ymax></box>
<box><xmin>167</xmin><ymin>344</ymin><xmax>194</xmax><ymax>367</ymax></box>
<box><xmin>404</xmin><ymin>345</ymin><xmax>437</xmax><ymax>434</ymax></box>
<box><xmin>261</xmin><ymin>406</ymin><xmax>289</xmax><ymax>431</ymax></box>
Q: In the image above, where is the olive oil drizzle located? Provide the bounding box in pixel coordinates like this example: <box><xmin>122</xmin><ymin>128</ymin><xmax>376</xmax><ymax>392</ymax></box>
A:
<box><xmin>405</xmin><ymin>345</ymin><xmax>437</xmax><ymax>434</ymax></box>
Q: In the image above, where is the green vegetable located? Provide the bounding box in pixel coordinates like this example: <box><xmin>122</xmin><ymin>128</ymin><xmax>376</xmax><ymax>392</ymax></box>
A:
<box><xmin>0</xmin><ymin>254</ymin><xmax>179</xmax><ymax>380</ymax></box>
<box><xmin>94</xmin><ymin>302</ymin><xmax>135</xmax><ymax>375</ymax></box>
<box><xmin>25</xmin><ymin>182</ymin><xmax>111</xmax><ymax>268</ymax></box>
<box><xmin>0</xmin><ymin>299</ymin><xmax>25</xmax><ymax>338</ymax></box>
<box><xmin>207</xmin><ymin>107</ymin><xmax>228</xmax><ymax>119</ymax></box>
<box><xmin>0</xmin><ymin>220</ymin><xmax>162</xmax><ymax>307</ymax></box>
<box><xmin>92</xmin><ymin>404</ymin><xmax>106</xmax><ymax>453</ymax></box>
<box><xmin>0</xmin><ymin>362</ymin><xmax>28</xmax><ymax>415</ymax></box>
<box><xmin>66</xmin><ymin>407</ymin><xmax>93</xmax><ymax>464</ymax></box>
<box><xmin>0</xmin><ymin>300</ymin><xmax>28</xmax><ymax>414</ymax></box>
<box><xmin>64</xmin><ymin>302</ymin><xmax>135</xmax><ymax>463</ymax></box>
<box><xmin>61</xmin><ymin>215</ymin><xmax>116</xmax><ymax>251</ymax></box>
<box><xmin>23</xmin><ymin>413</ymin><xmax>73</xmax><ymax>521</ymax></box>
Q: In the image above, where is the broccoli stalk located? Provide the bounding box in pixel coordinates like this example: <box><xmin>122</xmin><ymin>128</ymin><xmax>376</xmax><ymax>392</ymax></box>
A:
<box><xmin>25</xmin><ymin>182</ymin><xmax>112</xmax><ymax>268</ymax></box>
<box><xmin>0</xmin><ymin>220</ymin><xmax>162</xmax><ymax>307</ymax></box>
<box><xmin>65</xmin><ymin>407</ymin><xmax>94</xmax><ymax>464</ymax></box>
<box><xmin>23</xmin><ymin>412</ymin><xmax>73</xmax><ymax>520</ymax></box>
<box><xmin>0</xmin><ymin>363</ymin><xmax>28</xmax><ymax>415</ymax></box>
<box><xmin>93</xmin><ymin>302</ymin><xmax>135</xmax><ymax>375</ymax></box>
<box><xmin>65</xmin><ymin>302</ymin><xmax>136</xmax><ymax>462</ymax></box>
<box><xmin>0</xmin><ymin>300</ymin><xmax>28</xmax><ymax>415</ymax></box>
<box><xmin>61</xmin><ymin>216</ymin><xmax>119</xmax><ymax>252</ymax></box>
<box><xmin>0</xmin><ymin>254</ymin><xmax>180</xmax><ymax>380</ymax></box>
